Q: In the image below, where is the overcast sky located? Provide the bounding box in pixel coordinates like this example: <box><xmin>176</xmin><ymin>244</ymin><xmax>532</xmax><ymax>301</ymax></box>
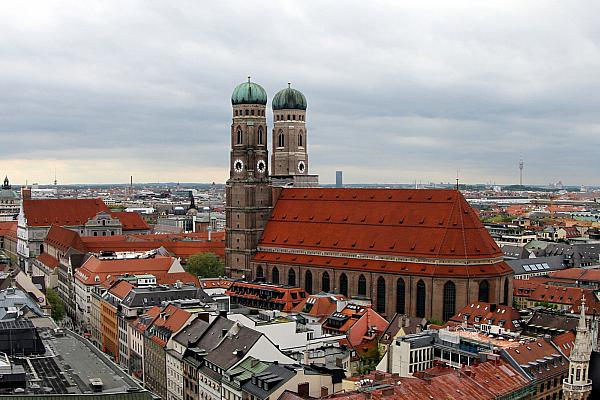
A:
<box><xmin>1</xmin><ymin>1</ymin><xmax>599</xmax><ymax>186</ymax></box>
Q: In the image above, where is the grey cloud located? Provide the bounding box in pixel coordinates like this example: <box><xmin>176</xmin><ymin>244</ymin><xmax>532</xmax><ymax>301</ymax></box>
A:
<box><xmin>1</xmin><ymin>1</ymin><xmax>600</xmax><ymax>185</ymax></box>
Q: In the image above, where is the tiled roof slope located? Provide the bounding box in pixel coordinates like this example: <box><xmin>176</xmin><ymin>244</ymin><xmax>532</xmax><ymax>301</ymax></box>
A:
<box><xmin>256</xmin><ymin>188</ymin><xmax>509</xmax><ymax>277</ymax></box>
<box><xmin>23</xmin><ymin>198</ymin><xmax>109</xmax><ymax>226</ymax></box>
<box><xmin>112</xmin><ymin>211</ymin><xmax>149</xmax><ymax>231</ymax></box>
<box><xmin>45</xmin><ymin>225</ymin><xmax>87</xmax><ymax>252</ymax></box>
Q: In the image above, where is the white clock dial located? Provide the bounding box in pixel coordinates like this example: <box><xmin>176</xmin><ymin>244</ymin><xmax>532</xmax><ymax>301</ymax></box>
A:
<box><xmin>257</xmin><ymin>159</ymin><xmax>266</xmax><ymax>174</ymax></box>
<box><xmin>234</xmin><ymin>159</ymin><xmax>244</xmax><ymax>173</ymax></box>
<box><xmin>297</xmin><ymin>161</ymin><xmax>306</xmax><ymax>173</ymax></box>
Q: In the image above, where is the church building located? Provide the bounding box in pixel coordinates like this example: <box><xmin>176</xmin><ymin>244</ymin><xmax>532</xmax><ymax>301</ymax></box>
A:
<box><xmin>225</xmin><ymin>78</ymin><xmax>513</xmax><ymax>321</ymax></box>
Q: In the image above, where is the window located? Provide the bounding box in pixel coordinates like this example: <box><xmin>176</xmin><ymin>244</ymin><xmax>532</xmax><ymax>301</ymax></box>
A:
<box><xmin>396</xmin><ymin>278</ymin><xmax>405</xmax><ymax>314</ymax></box>
<box><xmin>416</xmin><ymin>280</ymin><xmax>426</xmax><ymax>318</ymax></box>
<box><xmin>503</xmin><ymin>278</ymin><xmax>509</xmax><ymax>305</ymax></box>
<box><xmin>258</xmin><ymin>126</ymin><xmax>263</xmax><ymax>145</ymax></box>
<box><xmin>305</xmin><ymin>270</ymin><xmax>313</xmax><ymax>294</ymax></box>
<box><xmin>288</xmin><ymin>269</ymin><xmax>296</xmax><ymax>286</ymax></box>
<box><xmin>376</xmin><ymin>276</ymin><xmax>386</xmax><ymax>314</ymax></box>
<box><xmin>443</xmin><ymin>281</ymin><xmax>456</xmax><ymax>321</ymax></box>
<box><xmin>256</xmin><ymin>265</ymin><xmax>264</xmax><ymax>279</ymax></box>
<box><xmin>339</xmin><ymin>273</ymin><xmax>348</xmax><ymax>296</ymax></box>
<box><xmin>298</xmin><ymin>133</ymin><xmax>303</xmax><ymax>147</ymax></box>
<box><xmin>271</xmin><ymin>267</ymin><xmax>279</xmax><ymax>284</ymax></box>
<box><xmin>278</xmin><ymin>131</ymin><xmax>285</xmax><ymax>147</ymax></box>
<box><xmin>479</xmin><ymin>280</ymin><xmax>489</xmax><ymax>303</ymax></box>
<box><xmin>321</xmin><ymin>271</ymin><xmax>331</xmax><ymax>292</ymax></box>
<box><xmin>236</xmin><ymin>128</ymin><xmax>243</xmax><ymax>145</ymax></box>
<box><xmin>358</xmin><ymin>275</ymin><xmax>367</xmax><ymax>296</ymax></box>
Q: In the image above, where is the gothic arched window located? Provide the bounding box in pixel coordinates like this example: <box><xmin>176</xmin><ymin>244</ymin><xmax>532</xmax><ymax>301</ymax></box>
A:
<box><xmin>322</xmin><ymin>272</ymin><xmax>330</xmax><ymax>292</ymax></box>
<box><xmin>298</xmin><ymin>132</ymin><xmax>303</xmax><ymax>147</ymax></box>
<box><xmin>272</xmin><ymin>267</ymin><xmax>279</xmax><ymax>284</ymax></box>
<box><xmin>278</xmin><ymin>131</ymin><xmax>285</xmax><ymax>147</ymax></box>
<box><xmin>305</xmin><ymin>270</ymin><xmax>313</xmax><ymax>294</ymax></box>
<box><xmin>478</xmin><ymin>280</ymin><xmax>490</xmax><ymax>303</ymax></box>
<box><xmin>416</xmin><ymin>280</ymin><xmax>426</xmax><ymax>318</ymax></box>
<box><xmin>256</xmin><ymin>265</ymin><xmax>264</xmax><ymax>280</ymax></box>
<box><xmin>396</xmin><ymin>278</ymin><xmax>405</xmax><ymax>314</ymax></box>
<box><xmin>236</xmin><ymin>128</ymin><xmax>243</xmax><ymax>145</ymax></box>
<box><xmin>376</xmin><ymin>276</ymin><xmax>386</xmax><ymax>314</ymax></box>
<box><xmin>258</xmin><ymin>126</ymin><xmax>263</xmax><ymax>145</ymax></box>
<box><xmin>288</xmin><ymin>269</ymin><xmax>296</xmax><ymax>286</ymax></box>
<box><xmin>503</xmin><ymin>278</ymin><xmax>509</xmax><ymax>305</ymax></box>
<box><xmin>358</xmin><ymin>274</ymin><xmax>367</xmax><ymax>296</ymax></box>
<box><xmin>443</xmin><ymin>281</ymin><xmax>456</xmax><ymax>321</ymax></box>
<box><xmin>339</xmin><ymin>273</ymin><xmax>348</xmax><ymax>296</ymax></box>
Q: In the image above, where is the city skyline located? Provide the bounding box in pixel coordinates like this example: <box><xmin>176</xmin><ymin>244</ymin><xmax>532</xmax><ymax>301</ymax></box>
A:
<box><xmin>2</xmin><ymin>1</ymin><xmax>600</xmax><ymax>185</ymax></box>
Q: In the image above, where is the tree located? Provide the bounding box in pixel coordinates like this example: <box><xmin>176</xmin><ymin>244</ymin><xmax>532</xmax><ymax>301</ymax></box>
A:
<box><xmin>46</xmin><ymin>288</ymin><xmax>65</xmax><ymax>321</ymax></box>
<box><xmin>187</xmin><ymin>252</ymin><xmax>225</xmax><ymax>278</ymax></box>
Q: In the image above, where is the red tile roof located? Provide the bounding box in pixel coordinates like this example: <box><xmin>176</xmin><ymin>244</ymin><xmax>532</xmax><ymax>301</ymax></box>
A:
<box><xmin>331</xmin><ymin>360</ymin><xmax>528</xmax><ymax>399</ymax></box>
<box><xmin>45</xmin><ymin>225</ymin><xmax>87</xmax><ymax>252</ymax></box>
<box><xmin>200</xmin><ymin>278</ymin><xmax>233</xmax><ymax>290</ymax></box>
<box><xmin>256</xmin><ymin>188</ymin><xmax>510</xmax><ymax>278</ymax></box>
<box><xmin>551</xmin><ymin>331</ymin><xmax>576</xmax><ymax>358</ymax></box>
<box><xmin>23</xmin><ymin>198</ymin><xmax>109</xmax><ymax>226</ymax></box>
<box><xmin>75</xmin><ymin>255</ymin><xmax>176</xmax><ymax>285</ymax></box>
<box><xmin>111</xmin><ymin>211</ymin><xmax>150</xmax><ymax>231</ymax></box>
<box><xmin>513</xmin><ymin>279</ymin><xmax>600</xmax><ymax>313</ymax></box>
<box><xmin>0</xmin><ymin>221</ymin><xmax>17</xmax><ymax>240</ymax></box>
<box><xmin>448</xmin><ymin>302</ymin><xmax>522</xmax><ymax>331</ymax></box>
<box><xmin>80</xmin><ymin>234</ymin><xmax>225</xmax><ymax>260</ymax></box>
<box><xmin>143</xmin><ymin>304</ymin><xmax>191</xmax><ymax>347</ymax></box>
<box><xmin>504</xmin><ymin>337</ymin><xmax>568</xmax><ymax>381</ymax></box>
<box><xmin>108</xmin><ymin>280</ymin><xmax>135</xmax><ymax>300</ymax></box>
<box><xmin>36</xmin><ymin>252</ymin><xmax>60</xmax><ymax>269</ymax></box>
<box><xmin>291</xmin><ymin>294</ymin><xmax>345</xmax><ymax>317</ymax></box>
<box><xmin>548</xmin><ymin>268</ymin><xmax>600</xmax><ymax>283</ymax></box>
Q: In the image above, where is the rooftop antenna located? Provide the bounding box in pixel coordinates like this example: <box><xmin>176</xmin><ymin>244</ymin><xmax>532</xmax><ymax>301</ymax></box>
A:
<box><xmin>248</xmin><ymin>75</ymin><xmax>251</xmax><ymax>83</ymax></box>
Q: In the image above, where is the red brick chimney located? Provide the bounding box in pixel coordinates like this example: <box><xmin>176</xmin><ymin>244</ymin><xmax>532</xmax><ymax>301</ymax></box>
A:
<box><xmin>297</xmin><ymin>382</ymin><xmax>309</xmax><ymax>398</ymax></box>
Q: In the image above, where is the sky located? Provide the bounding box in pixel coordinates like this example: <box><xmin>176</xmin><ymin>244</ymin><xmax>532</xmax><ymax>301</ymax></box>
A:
<box><xmin>1</xmin><ymin>1</ymin><xmax>600</xmax><ymax>186</ymax></box>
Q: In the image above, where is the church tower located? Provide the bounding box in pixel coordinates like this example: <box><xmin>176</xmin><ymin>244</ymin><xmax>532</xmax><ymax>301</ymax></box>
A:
<box><xmin>563</xmin><ymin>296</ymin><xmax>593</xmax><ymax>400</ymax></box>
<box><xmin>225</xmin><ymin>77</ymin><xmax>272</xmax><ymax>279</ymax></box>
<box><xmin>271</xmin><ymin>83</ymin><xmax>318</xmax><ymax>187</ymax></box>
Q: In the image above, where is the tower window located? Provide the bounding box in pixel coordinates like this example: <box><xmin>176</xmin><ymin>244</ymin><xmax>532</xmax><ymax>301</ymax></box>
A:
<box><xmin>287</xmin><ymin>114</ymin><xmax>290</xmax><ymax>120</ymax></box>
<box><xmin>236</xmin><ymin>129</ymin><xmax>243</xmax><ymax>145</ymax></box>
<box><xmin>245</xmin><ymin>109</ymin><xmax>249</xmax><ymax>116</ymax></box>
<box><xmin>292</xmin><ymin>115</ymin><xmax>296</xmax><ymax>120</ymax></box>
<box><xmin>278</xmin><ymin>131</ymin><xmax>285</xmax><ymax>147</ymax></box>
<box><xmin>235</xmin><ymin>110</ymin><xmax>238</xmax><ymax>116</ymax></box>
<box><xmin>298</xmin><ymin>133</ymin><xmax>303</xmax><ymax>147</ymax></box>
<box><xmin>443</xmin><ymin>281</ymin><xmax>456</xmax><ymax>321</ymax></box>
<box><xmin>258</xmin><ymin>127</ymin><xmax>263</xmax><ymax>145</ymax></box>
<box><xmin>251</xmin><ymin>109</ymin><xmax>254</xmax><ymax>115</ymax></box>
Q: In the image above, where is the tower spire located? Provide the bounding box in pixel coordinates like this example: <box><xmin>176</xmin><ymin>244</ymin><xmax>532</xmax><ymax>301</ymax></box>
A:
<box><xmin>562</xmin><ymin>294</ymin><xmax>593</xmax><ymax>399</ymax></box>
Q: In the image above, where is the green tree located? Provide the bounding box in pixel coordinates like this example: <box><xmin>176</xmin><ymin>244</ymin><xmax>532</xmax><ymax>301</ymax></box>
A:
<box><xmin>187</xmin><ymin>252</ymin><xmax>225</xmax><ymax>278</ymax></box>
<box><xmin>46</xmin><ymin>288</ymin><xmax>65</xmax><ymax>321</ymax></box>
<box><xmin>358</xmin><ymin>346</ymin><xmax>382</xmax><ymax>375</ymax></box>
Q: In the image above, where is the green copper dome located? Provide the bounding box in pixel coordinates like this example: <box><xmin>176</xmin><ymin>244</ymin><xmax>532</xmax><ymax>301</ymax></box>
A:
<box><xmin>272</xmin><ymin>83</ymin><xmax>307</xmax><ymax>110</ymax></box>
<box><xmin>231</xmin><ymin>77</ymin><xmax>267</xmax><ymax>105</ymax></box>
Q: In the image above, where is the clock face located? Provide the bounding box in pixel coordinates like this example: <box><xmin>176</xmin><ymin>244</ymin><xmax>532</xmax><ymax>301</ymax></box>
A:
<box><xmin>256</xmin><ymin>159</ymin><xmax>266</xmax><ymax>174</ymax></box>
<box><xmin>234</xmin><ymin>159</ymin><xmax>244</xmax><ymax>173</ymax></box>
<box><xmin>297</xmin><ymin>161</ymin><xmax>306</xmax><ymax>173</ymax></box>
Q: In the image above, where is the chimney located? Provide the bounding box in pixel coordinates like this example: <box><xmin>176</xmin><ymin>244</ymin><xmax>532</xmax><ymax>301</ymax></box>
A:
<box><xmin>320</xmin><ymin>386</ymin><xmax>329</xmax><ymax>397</ymax></box>
<box><xmin>21</xmin><ymin>187</ymin><xmax>31</xmax><ymax>201</ymax></box>
<box><xmin>373</xmin><ymin>371</ymin><xmax>384</xmax><ymax>382</ymax></box>
<box><xmin>297</xmin><ymin>382</ymin><xmax>309</xmax><ymax>398</ymax></box>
